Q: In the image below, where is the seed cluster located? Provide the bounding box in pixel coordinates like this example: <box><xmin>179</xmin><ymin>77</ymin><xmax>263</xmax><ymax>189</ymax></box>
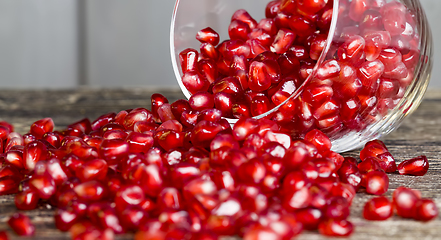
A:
<box><xmin>0</xmin><ymin>91</ymin><xmax>438</xmax><ymax>239</ymax></box>
<box><xmin>179</xmin><ymin>0</ymin><xmax>420</xmax><ymax>139</ymax></box>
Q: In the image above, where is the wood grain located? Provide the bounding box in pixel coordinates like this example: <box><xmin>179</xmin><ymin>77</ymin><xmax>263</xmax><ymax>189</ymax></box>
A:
<box><xmin>0</xmin><ymin>88</ymin><xmax>439</xmax><ymax>240</ymax></box>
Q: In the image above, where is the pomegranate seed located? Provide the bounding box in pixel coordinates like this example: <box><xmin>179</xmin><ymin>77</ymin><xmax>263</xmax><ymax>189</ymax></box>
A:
<box><xmin>29</xmin><ymin>173</ymin><xmax>56</xmax><ymax>200</ymax></box>
<box><xmin>393</xmin><ymin>186</ymin><xmax>420</xmax><ymax>218</ymax></box>
<box><xmin>157</xmin><ymin>187</ymin><xmax>184</xmax><ymax>211</ymax></box>
<box><xmin>14</xmin><ymin>189</ymin><xmax>39</xmax><ymax>210</ymax></box>
<box><xmin>243</xmin><ymin>224</ymin><xmax>279</xmax><ymax>240</ymax></box>
<box><xmin>270</xmin><ymin>29</ymin><xmax>296</xmax><ymax>54</ymax></box>
<box><xmin>124</xmin><ymin>108</ymin><xmax>154</xmax><ymax>131</ymax></box>
<box><xmin>248</xmin><ymin>61</ymin><xmax>273</xmax><ymax>92</ymax></box>
<box><xmin>196</xmin><ymin>27</ymin><xmax>220</xmax><ymax>45</ymax></box>
<box><xmin>364</xmin><ymin>30</ymin><xmax>391</xmax><ymax>61</ymax></box>
<box><xmin>229</xmin><ymin>19</ymin><xmax>251</xmax><ymax>41</ymax></box>
<box><xmin>349</xmin><ymin>0</ymin><xmax>370</xmax><ymax>21</ymax></box>
<box><xmin>99</xmin><ymin>139</ymin><xmax>129</xmax><ymax>165</ymax></box>
<box><xmin>364</xmin><ymin>170</ymin><xmax>389</xmax><ymax>195</ymax></box>
<box><xmin>338</xmin><ymin>160</ymin><xmax>362</xmax><ymax>190</ymax></box>
<box><xmin>54</xmin><ymin>208</ymin><xmax>80</xmax><ymax>232</ymax></box>
<box><xmin>381</xmin><ymin>2</ymin><xmax>407</xmax><ymax>36</ymax></box>
<box><xmin>24</xmin><ymin>140</ymin><xmax>48</xmax><ymax>171</ymax></box>
<box><xmin>397</xmin><ymin>155</ymin><xmax>429</xmax><ymax>176</ymax></box>
<box><xmin>231</xmin><ymin>9</ymin><xmax>257</xmax><ymax>30</ymax></box>
<box><xmin>415</xmin><ymin>199</ymin><xmax>439</xmax><ymax>221</ymax></box>
<box><xmin>74</xmin><ymin>180</ymin><xmax>107</xmax><ymax>202</ymax></box>
<box><xmin>376</xmin><ymin>152</ymin><xmax>397</xmax><ymax>173</ymax></box>
<box><xmin>75</xmin><ymin>158</ymin><xmax>108</xmax><ymax>182</ymax></box>
<box><xmin>265</xmin><ymin>1</ymin><xmax>281</xmax><ymax>18</ymax></box>
<box><xmin>30</xmin><ymin>118</ymin><xmax>54</xmax><ymax>139</ymax></box>
<box><xmin>182</xmin><ymin>70</ymin><xmax>210</xmax><ymax>95</ymax></box>
<box><xmin>8</xmin><ymin>213</ymin><xmax>35</xmax><ymax>236</ymax></box>
<box><xmin>119</xmin><ymin>206</ymin><xmax>148</xmax><ymax>231</ymax></box>
<box><xmin>363</xmin><ymin>196</ymin><xmax>393</xmax><ymax>220</ymax></box>
<box><xmin>309</xmin><ymin>34</ymin><xmax>327</xmax><ymax>60</ymax></box>
<box><xmin>318</xmin><ymin>219</ymin><xmax>353</xmax><ymax>237</ymax></box>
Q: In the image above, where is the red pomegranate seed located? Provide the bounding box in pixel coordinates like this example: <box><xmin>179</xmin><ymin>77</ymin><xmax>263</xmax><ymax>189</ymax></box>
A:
<box><xmin>364</xmin><ymin>30</ymin><xmax>391</xmax><ymax>61</ymax></box>
<box><xmin>415</xmin><ymin>199</ymin><xmax>439</xmax><ymax>221</ymax></box>
<box><xmin>74</xmin><ymin>180</ymin><xmax>107</xmax><ymax>202</ymax></box>
<box><xmin>157</xmin><ymin>187</ymin><xmax>184</xmax><ymax>211</ymax></box>
<box><xmin>29</xmin><ymin>173</ymin><xmax>56</xmax><ymax>200</ymax></box>
<box><xmin>393</xmin><ymin>186</ymin><xmax>420</xmax><ymax>218</ymax></box>
<box><xmin>243</xmin><ymin>224</ymin><xmax>279</xmax><ymax>240</ymax></box>
<box><xmin>0</xmin><ymin>231</ymin><xmax>7</xmax><ymax>240</ymax></box>
<box><xmin>188</xmin><ymin>92</ymin><xmax>213</xmax><ymax>111</ymax></box>
<box><xmin>30</xmin><ymin>118</ymin><xmax>54</xmax><ymax>139</ymax></box>
<box><xmin>126</xmin><ymin>132</ymin><xmax>154</xmax><ymax>153</ymax></box>
<box><xmin>124</xmin><ymin>108</ymin><xmax>154</xmax><ymax>131</ymax></box>
<box><xmin>54</xmin><ymin>208</ymin><xmax>80</xmax><ymax>232</ymax></box>
<box><xmin>376</xmin><ymin>152</ymin><xmax>397</xmax><ymax>173</ymax></box>
<box><xmin>180</xmin><ymin>48</ymin><xmax>199</xmax><ymax>74</ymax></box>
<box><xmin>0</xmin><ymin>176</ymin><xmax>20</xmax><ymax>195</ymax></box>
<box><xmin>4</xmin><ymin>149</ymin><xmax>25</xmax><ymax>170</ymax></box>
<box><xmin>295</xmin><ymin>207</ymin><xmax>322</xmax><ymax>230</ymax></box>
<box><xmin>265</xmin><ymin>0</ymin><xmax>281</xmax><ymax>18</ymax></box>
<box><xmin>91</xmin><ymin>112</ymin><xmax>116</xmax><ymax>131</ymax></box>
<box><xmin>191</xmin><ymin>120</ymin><xmax>225</xmax><ymax>148</ymax></box>
<box><xmin>363</xmin><ymin>196</ymin><xmax>393</xmax><ymax>220</ymax></box>
<box><xmin>397</xmin><ymin>155</ymin><xmax>429</xmax><ymax>176</ymax></box>
<box><xmin>170</xmin><ymin>100</ymin><xmax>192</xmax><ymax>120</ymax></box>
<box><xmin>364</xmin><ymin>170</ymin><xmax>389</xmax><ymax>195</ymax></box>
<box><xmin>229</xmin><ymin>19</ymin><xmax>251</xmax><ymax>41</ymax></box>
<box><xmin>136</xmin><ymin>164</ymin><xmax>164</xmax><ymax>197</ymax></box>
<box><xmin>248</xmin><ymin>61</ymin><xmax>274</xmax><ymax>92</ymax></box>
<box><xmin>358</xmin><ymin>157</ymin><xmax>383</xmax><ymax>174</ymax></box>
<box><xmin>297</xmin><ymin>0</ymin><xmax>327</xmax><ymax>15</ymax></box>
<box><xmin>381</xmin><ymin>2</ymin><xmax>407</xmax><ymax>36</ymax></box>
<box><xmin>14</xmin><ymin>189</ymin><xmax>39</xmax><ymax>210</ymax></box>
<box><xmin>24</xmin><ymin>140</ymin><xmax>48</xmax><ymax>171</ymax></box>
<box><xmin>338</xmin><ymin>160</ymin><xmax>362</xmax><ymax>190</ymax></box>
<box><xmin>75</xmin><ymin>158</ymin><xmax>108</xmax><ymax>182</ymax></box>
<box><xmin>46</xmin><ymin>158</ymin><xmax>71</xmax><ymax>186</ymax></box>
<box><xmin>99</xmin><ymin>139</ymin><xmax>129</xmax><ymax>165</ymax></box>
<box><xmin>318</xmin><ymin>219</ymin><xmax>353</xmax><ymax>237</ymax></box>
<box><xmin>360</xmin><ymin>139</ymin><xmax>388</xmax><ymax>161</ymax></box>
<box><xmin>119</xmin><ymin>206</ymin><xmax>148</xmax><ymax>231</ymax></box>
<box><xmin>309</xmin><ymin>34</ymin><xmax>327</xmax><ymax>60</ymax></box>
<box><xmin>196</xmin><ymin>27</ymin><xmax>220</xmax><ymax>45</ymax></box>
<box><xmin>181</xmin><ymin>70</ymin><xmax>210</xmax><ymax>95</ymax></box>
<box><xmin>8</xmin><ymin>213</ymin><xmax>35</xmax><ymax>236</ymax></box>
<box><xmin>232</xmin><ymin>9</ymin><xmax>257</xmax><ymax>30</ymax></box>
<box><xmin>270</xmin><ymin>29</ymin><xmax>296</xmax><ymax>54</ymax></box>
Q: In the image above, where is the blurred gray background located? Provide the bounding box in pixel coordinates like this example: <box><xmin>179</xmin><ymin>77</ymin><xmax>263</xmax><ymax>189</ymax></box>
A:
<box><xmin>0</xmin><ymin>0</ymin><xmax>439</xmax><ymax>89</ymax></box>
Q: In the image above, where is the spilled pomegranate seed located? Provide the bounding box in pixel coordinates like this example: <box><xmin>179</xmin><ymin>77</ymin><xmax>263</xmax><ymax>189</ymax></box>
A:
<box><xmin>363</xmin><ymin>196</ymin><xmax>393</xmax><ymax>220</ymax></box>
<box><xmin>397</xmin><ymin>155</ymin><xmax>429</xmax><ymax>176</ymax></box>
<box><xmin>415</xmin><ymin>199</ymin><xmax>439</xmax><ymax>222</ymax></box>
<box><xmin>7</xmin><ymin>213</ymin><xmax>35</xmax><ymax>236</ymax></box>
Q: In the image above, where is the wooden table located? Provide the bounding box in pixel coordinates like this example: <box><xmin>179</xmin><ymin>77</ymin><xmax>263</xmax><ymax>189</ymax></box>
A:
<box><xmin>0</xmin><ymin>88</ymin><xmax>439</xmax><ymax>240</ymax></box>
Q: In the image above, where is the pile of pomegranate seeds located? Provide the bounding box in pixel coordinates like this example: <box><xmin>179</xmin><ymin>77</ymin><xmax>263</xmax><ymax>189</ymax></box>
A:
<box><xmin>179</xmin><ymin>0</ymin><xmax>420</xmax><ymax>138</ymax></box>
<box><xmin>0</xmin><ymin>90</ymin><xmax>438</xmax><ymax>239</ymax></box>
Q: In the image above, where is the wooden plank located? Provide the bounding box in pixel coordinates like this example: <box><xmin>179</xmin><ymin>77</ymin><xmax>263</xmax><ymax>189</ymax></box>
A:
<box><xmin>0</xmin><ymin>88</ymin><xmax>439</xmax><ymax>239</ymax></box>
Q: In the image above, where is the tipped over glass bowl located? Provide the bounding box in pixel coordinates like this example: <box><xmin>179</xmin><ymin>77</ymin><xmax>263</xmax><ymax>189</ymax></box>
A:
<box><xmin>170</xmin><ymin>0</ymin><xmax>432</xmax><ymax>152</ymax></box>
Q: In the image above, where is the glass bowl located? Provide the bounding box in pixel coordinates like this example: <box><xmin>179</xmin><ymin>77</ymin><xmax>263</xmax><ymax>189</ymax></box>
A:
<box><xmin>170</xmin><ymin>0</ymin><xmax>432</xmax><ymax>152</ymax></box>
